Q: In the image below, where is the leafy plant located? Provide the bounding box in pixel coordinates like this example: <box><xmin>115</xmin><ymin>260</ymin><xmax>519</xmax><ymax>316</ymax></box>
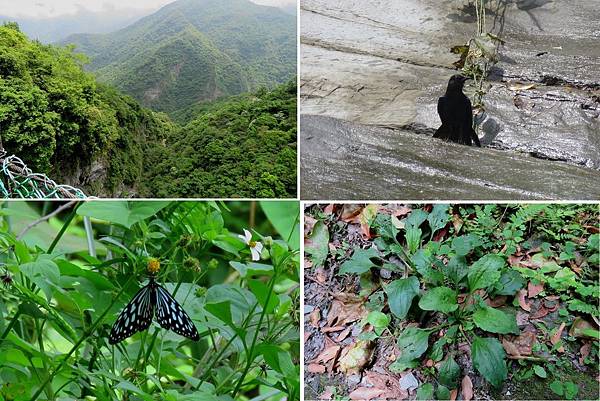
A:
<box><xmin>0</xmin><ymin>200</ymin><xmax>300</xmax><ymax>400</ymax></box>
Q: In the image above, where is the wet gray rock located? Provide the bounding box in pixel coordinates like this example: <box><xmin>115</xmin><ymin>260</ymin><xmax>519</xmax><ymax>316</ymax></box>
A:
<box><xmin>301</xmin><ymin>0</ymin><xmax>600</xmax><ymax>196</ymax></box>
<box><xmin>301</xmin><ymin>115</ymin><xmax>600</xmax><ymax>200</ymax></box>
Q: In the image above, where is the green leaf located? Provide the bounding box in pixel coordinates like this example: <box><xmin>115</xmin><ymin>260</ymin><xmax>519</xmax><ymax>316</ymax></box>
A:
<box><xmin>406</xmin><ymin>227</ymin><xmax>422</xmax><ymax>254</ymax></box>
<box><xmin>445</xmin><ymin>256</ymin><xmax>468</xmax><ymax>286</ymax></box>
<box><xmin>260</xmin><ymin>201</ymin><xmax>299</xmax><ymax>250</ymax></box>
<box><xmin>452</xmin><ymin>234</ymin><xmax>479</xmax><ymax>257</ymax></box>
<box><xmin>467</xmin><ymin>254</ymin><xmax>504</xmax><ymax>291</ymax></box>
<box><xmin>439</xmin><ymin>356</ymin><xmax>460</xmax><ymax>388</ymax></box>
<box><xmin>473</xmin><ymin>305</ymin><xmax>519</xmax><ymax>334</ymax></box>
<box><xmin>436</xmin><ymin>385</ymin><xmax>450</xmax><ymax>400</ymax></box>
<box><xmin>418</xmin><ymin>287</ymin><xmax>458</xmax><ymax>314</ymax></box>
<box><xmin>390</xmin><ymin>327</ymin><xmax>430</xmax><ymax>372</ymax></box>
<box><xmin>229</xmin><ymin>261</ymin><xmax>274</xmax><ymax>278</ymax></box>
<box><xmin>495</xmin><ymin>270</ymin><xmax>525</xmax><ymax>296</ymax></box>
<box><xmin>533</xmin><ymin>365</ymin><xmax>547</xmax><ymax>378</ymax></box>
<box><xmin>416</xmin><ymin>383</ymin><xmax>434</xmax><ymax>400</ymax></box>
<box><xmin>77</xmin><ymin>201</ymin><xmax>170</xmax><ymax>228</ymax></box>
<box><xmin>305</xmin><ymin>220</ymin><xmax>329</xmax><ymax>268</ymax></box>
<box><xmin>338</xmin><ymin>247</ymin><xmax>379</xmax><ymax>275</ymax></box>
<box><xmin>471</xmin><ymin>336</ymin><xmax>507</xmax><ymax>387</ymax></box>
<box><xmin>563</xmin><ymin>381</ymin><xmax>578</xmax><ymax>399</ymax></box>
<box><xmin>366</xmin><ymin>311</ymin><xmax>389</xmax><ymax>328</ymax></box>
<box><xmin>405</xmin><ymin>209</ymin><xmax>428</xmax><ymax>229</ymax></box>
<box><xmin>413</xmin><ymin>249</ymin><xmax>443</xmax><ymax>285</ymax></box>
<box><xmin>427</xmin><ymin>204</ymin><xmax>449</xmax><ymax>235</ymax></box>
<box><xmin>549</xmin><ymin>381</ymin><xmax>563</xmax><ymax>396</ymax></box>
<box><xmin>248</xmin><ymin>280</ymin><xmax>278</xmax><ymax>314</ymax></box>
<box><xmin>385</xmin><ymin>276</ymin><xmax>420</xmax><ymax>319</ymax></box>
<box><xmin>429</xmin><ymin>337</ymin><xmax>446</xmax><ymax>362</ymax></box>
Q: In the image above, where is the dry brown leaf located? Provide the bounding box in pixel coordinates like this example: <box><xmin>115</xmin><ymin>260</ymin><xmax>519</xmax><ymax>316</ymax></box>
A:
<box><xmin>452</xmin><ymin>214</ymin><xmax>464</xmax><ymax>233</ymax></box>
<box><xmin>338</xmin><ymin>341</ymin><xmax>373</xmax><ymax>374</ymax></box>
<box><xmin>509</xmin><ymin>82</ymin><xmax>537</xmax><ymax>91</ymax></box>
<box><xmin>309</xmin><ymin>308</ymin><xmax>321</xmax><ymax>328</ymax></box>
<box><xmin>348</xmin><ymin>387</ymin><xmax>385</xmax><ymax>401</ymax></box>
<box><xmin>319</xmin><ymin>388</ymin><xmax>334</xmax><ymax>400</ymax></box>
<box><xmin>502</xmin><ymin>338</ymin><xmax>521</xmax><ymax>357</ymax></box>
<box><xmin>425</xmin><ymin>359</ymin><xmax>434</xmax><ymax>367</ymax></box>
<box><xmin>322</xmin><ymin>326</ymin><xmax>346</xmax><ymax>333</ymax></box>
<box><xmin>326</xmin><ymin>294</ymin><xmax>367</xmax><ymax>327</ymax></box>
<box><xmin>304</xmin><ymin>258</ymin><xmax>313</xmax><ymax>269</ymax></box>
<box><xmin>304</xmin><ymin>331</ymin><xmax>312</xmax><ymax>343</ymax></box>
<box><xmin>550</xmin><ymin>322</ymin><xmax>566</xmax><ymax>352</ymax></box>
<box><xmin>335</xmin><ymin>326</ymin><xmax>352</xmax><ymax>342</ymax></box>
<box><xmin>307</xmin><ymin>363</ymin><xmax>326</xmax><ymax>373</ymax></box>
<box><xmin>313</xmin><ymin>344</ymin><xmax>341</xmax><ymax>365</ymax></box>
<box><xmin>341</xmin><ymin>205</ymin><xmax>363</xmax><ymax>223</ymax></box>
<box><xmin>508</xmin><ymin>254</ymin><xmax>523</xmax><ymax>267</ymax></box>
<box><xmin>323</xmin><ymin>204</ymin><xmax>335</xmax><ymax>214</ymax></box>
<box><xmin>569</xmin><ymin>317</ymin><xmax>598</xmax><ymax>339</ymax></box>
<box><xmin>304</xmin><ymin>215</ymin><xmax>318</xmax><ymax>234</ymax></box>
<box><xmin>365</xmin><ymin>371</ymin><xmax>408</xmax><ymax>400</ymax></box>
<box><xmin>518</xmin><ymin>289</ymin><xmax>531</xmax><ymax>312</ymax></box>
<box><xmin>528</xmin><ymin>281</ymin><xmax>544</xmax><ymax>298</ymax></box>
<box><xmin>516</xmin><ymin>311</ymin><xmax>530</xmax><ymax>326</ymax></box>
<box><xmin>462</xmin><ymin>375</ymin><xmax>474</xmax><ymax>401</ymax></box>
<box><xmin>530</xmin><ymin>306</ymin><xmax>550</xmax><ymax>319</ymax></box>
<box><xmin>513</xmin><ymin>331</ymin><xmax>536</xmax><ymax>355</ymax></box>
<box><xmin>487</xmin><ymin>296</ymin><xmax>507</xmax><ymax>307</ymax></box>
<box><xmin>450</xmin><ymin>388</ymin><xmax>458</xmax><ymax>401</ymax></box>
<box><xmin>579</xmin><ymin>342</ymin><xmax>592</xmax><ymax>364</ymax></box>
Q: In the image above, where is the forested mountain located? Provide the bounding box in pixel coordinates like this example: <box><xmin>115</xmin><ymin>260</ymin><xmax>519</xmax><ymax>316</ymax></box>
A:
<box><xmin>0</xmin><ymin>22</ymin><xmax>296</xmax><ymax>198</ymax></box>
<box><xmin>62</xmin><ymin>0</ymin><xmax>296</xmax><ymax>114</ymax></box>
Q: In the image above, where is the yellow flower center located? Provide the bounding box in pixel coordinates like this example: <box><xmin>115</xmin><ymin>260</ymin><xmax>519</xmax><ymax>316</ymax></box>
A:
<box><xmin>249</xmin><ymin>240</ymin><xmax>257</xmax><ymax>248</ymax></box>
<box><xmin>147</xmin><ymin>258</ymin><xmax>161</xmax><ymax>274</ymax></box>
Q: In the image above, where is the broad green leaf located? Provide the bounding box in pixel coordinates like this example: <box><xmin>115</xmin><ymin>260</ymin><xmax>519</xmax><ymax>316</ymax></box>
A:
<box><xmin>467</xmin><ymin>254</ymin><xmax>504</xmax><ymax>291</ymax></box>
<box><xmin>376</xmin><ymin>214</ymin><xmax>399</xmax><ymax>242</ymax></box>
<box><xmin>366</xmin><ymin>311</ymin><xmax>390</xmax><ymax>329</ymax></box>
<box><xmin>77</xmin><ymin>201</ymin><xmax>170</xmax><ymax>228</ymax></box>
<box><xmin>338</xmin><ymin>247</ymin><xmax>379</xmax><ymax>275</ymax></box>
<box><xmin>229</xmin><ymin>261</ymin><xmax>274</xmax><ymax>278</ymax></box>
<box><xmin>471</xmin><ymin>336</ymin><xmax>507</xmax><ymax>387</ymax></box>
<box><xmin>445</xmin><ymin>256</ymin><xmax>468</xmax><ymax>286</ymax></box>
<box><xmin>413</xmin><ymin>249</ymin><xmax>443</xmax><ymax>285</ymax></box>
<box><xmin>418</xmin><ymin>287</ymin><xmax>458</xmax><ymax>314</ymax></box>
<box><xmin>427</xmin><ymin>204</ymin><xmax>449</xmax><ymax>234</ymax></box>
<box><xmin>436</xmin><ymin>385</ymin><xmax>450</xmax><ymax>400</ymax></box>
<box><xmin>473</xmin><ymin>305</ymin><xmax>518</xmax><ymax>334</ymax></box>
<box><xmin>405</xmin><ymin>209</ymin><xmax>428</xmax><ymax>229</ymax></box>
<box><xmin>429</xmin><ymin>337</ymin><xmax>446</xmax><ymax>362</ymax></box>
<box><xmin>563</xmin><ymin>381</ymin><xmax>578</xmax><ymax>399</ymax></box>
<box><xmin>390</xmin><ymin>327</ymin><xmax>430</xmax><ymax>372</ymax></box>
<box><xmin>533</xmin><ymin>365</ymin><xmax>547</xmax><ymax>378</ymax></box>
<box><xmin>416</xmin><ymin>383</ymin><xmax>434</xmax><ymax>400</ymax></box>
<box><xmin>260</xmin><ymin>201</ymin><xmax>300</xmax><ymax>250</ymax></box>
<box><xmin>405</xmin><ymin>227</ymin><xmax>422</xmax><ymax>255</ymax></box>
<box><xmin>452</xmin><ymin>234</ymin><xmax>480</xmax><ymax>257</ymax></box>
<box><xmin>248</xmin><ymin>280</ymin><xmax>278</xmax><ymax>314</ymax></box>
<box><xmin>439</xmin><ymin>356</ymin><xmax>460</xmax><ymax>389</ymax></box>
<box><xmin>305</xmin><ymin>220</ymin><xmax>329</xmax><ymax>268</ymax></box>
<box><xmin>384</xmin><ymin>276</ymin><xmax>420</xmax><ymax>319</ymax></box>
<box><xmin>20</xmin><ymin>256</ymin><xmax>60</xmax><ymax>301</ymax></box>
<box><xmin>495</xmin><ymin>270</ymin><xmax>525</xmax><ymax>296</ymax></box>
<box><xmin>549</xmin><ymin>381</ymin><xmax>563</xmax><ymax>396</ymax></box>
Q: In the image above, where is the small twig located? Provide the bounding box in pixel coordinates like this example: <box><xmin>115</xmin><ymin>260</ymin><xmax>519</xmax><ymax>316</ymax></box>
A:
<box><xmin>507</xmin><ymin>355</ymin><xmax>553</xmax><ymax>362</ymax></box>
<box><xmin>17</xmin><ymin>201</ymin><xmax>78</xmax><ymax>240</ymax></box>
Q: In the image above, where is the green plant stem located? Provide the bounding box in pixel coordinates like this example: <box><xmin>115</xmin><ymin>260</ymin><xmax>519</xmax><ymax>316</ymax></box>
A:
<box><xmin>47</xmin><ymin>202</ymin><xmax>81</xmax><ymax>254</ymax></box>
<box><xmin>0</xmin><ymin>309</ymin><xmax>21</xmax><ymax>342</ymax></box>
<box><xmin>28</xmin><ymin>275</ymin><xmax>134</xmax><ymax>401</ymax></box>
<box><xmin>231</xmin><ymin>274</ymin><xmax>277</xmax><ymax>398</ymax></box>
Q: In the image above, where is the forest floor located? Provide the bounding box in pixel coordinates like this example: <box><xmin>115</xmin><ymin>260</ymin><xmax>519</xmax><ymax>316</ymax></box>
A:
<box><xmin>303</xmin><ymin>204</ymin><xmax>599</xmax><ymax>400</ymax></box>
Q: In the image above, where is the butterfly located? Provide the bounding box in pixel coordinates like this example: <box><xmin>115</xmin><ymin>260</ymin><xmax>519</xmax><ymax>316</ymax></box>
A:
<box><xmin>109</xmin><ymin>276</ymin><xmax>200</xmax><ymax>344</ymax></box>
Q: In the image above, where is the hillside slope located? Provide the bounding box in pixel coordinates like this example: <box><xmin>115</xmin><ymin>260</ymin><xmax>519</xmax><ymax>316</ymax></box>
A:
<box><xmin>62</xmin><ymin>0</ymin><xmax>296</xmax><ymax>114</ymax></box>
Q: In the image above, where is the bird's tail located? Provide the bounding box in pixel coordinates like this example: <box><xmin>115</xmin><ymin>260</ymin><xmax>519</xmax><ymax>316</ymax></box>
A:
<box><xmin>433</xmin><ymin>124</ymin><xmax>451</xmax><ymax>140</ymax></box>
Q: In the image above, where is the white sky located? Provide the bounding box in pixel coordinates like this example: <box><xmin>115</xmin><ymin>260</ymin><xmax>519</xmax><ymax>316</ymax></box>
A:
<box><xmin>0</xmin><ymin>0</ymin><xmax>296</xmax><ymax>19</ymax></box>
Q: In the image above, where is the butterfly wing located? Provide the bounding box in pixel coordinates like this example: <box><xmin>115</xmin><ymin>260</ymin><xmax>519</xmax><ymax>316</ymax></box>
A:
<box><xmin>109</xmin><ymin>282</ymin><xmax>154</xmax><ymax>344</ymax></box>
<box><xmin>154</xmin><ymin>283</ymin><xmax>200</xmax><ymax>341</ymax></box>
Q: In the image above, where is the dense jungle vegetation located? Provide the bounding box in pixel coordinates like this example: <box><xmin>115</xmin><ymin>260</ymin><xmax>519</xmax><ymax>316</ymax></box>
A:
<box><xmin>0</xmin><ymin>23</ymin><xmax>297</xmax><ymax>198</ymax></box>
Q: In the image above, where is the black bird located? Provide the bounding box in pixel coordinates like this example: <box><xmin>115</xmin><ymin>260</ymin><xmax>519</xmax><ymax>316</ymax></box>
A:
<box><xmin>433</xmin><ymin>74</ymin><xmax>481</xmax><ymax>147</ymax></box>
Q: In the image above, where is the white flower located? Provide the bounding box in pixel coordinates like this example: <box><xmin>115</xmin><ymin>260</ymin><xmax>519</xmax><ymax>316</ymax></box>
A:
<box><xmin>238</xmin><ymin>229</ymin><xmax>263</xmax><ymax>261</ymax></box>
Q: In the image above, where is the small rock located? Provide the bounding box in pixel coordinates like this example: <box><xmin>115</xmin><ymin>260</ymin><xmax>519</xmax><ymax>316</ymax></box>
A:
<box><xmin>304</xmin><ymin>305</ymin><xmax>315</xmax><ymax>314</ymax></box>
<box><xmin>506</xmin><ymin>391</ymin><xmax>511</xmax><ymax>396</ymax></box>
<box><xmin>347</xmin><ymin>374</ymin><xmax>361</xmax><ymax>387</ymax></box>
<box><xmin>399</xmin><ymin>372</ymin><xmax>419</xmax><ymax>391</ymax></box>
<box><xmin>379</xmin><ymin>268</ymin><xmax>392</xmax><ymax>279</ymax></box>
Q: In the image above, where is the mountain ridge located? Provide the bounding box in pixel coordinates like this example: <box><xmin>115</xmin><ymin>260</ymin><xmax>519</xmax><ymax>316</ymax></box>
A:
<box><xmin>61</xmin><ymin>0</ymin><xmax>296</xmax><ymax>114</ymax></box>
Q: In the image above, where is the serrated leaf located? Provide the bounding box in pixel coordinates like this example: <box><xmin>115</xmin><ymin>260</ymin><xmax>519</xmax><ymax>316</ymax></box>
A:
<box><xmin>338</xmin><ymin>247</ymin><xmax>379</xmax><ymax>275</ymax></box>
<box><xmin>467</xmin><ymin>254</ymin><xmax>504</xmax><ymax>291</ymax></box>
<box><xmin>471</xmin><ymin>336</ymin><xmax>507</xmax><ymax>387</ymax></box>
<box><xmin>385</xmin><ymin>277</ymin><xmax>420</xmax><ymax>319</ymax></box>
<box><xmin>418</xmin><ymin>286</ymin><xmax>458</xmax><ymax>314</ymax></box>
<box><xmin>445</xmin><ymin>256</ymin><xmax>468</xmax><ymax>286</ymax></box>
<box><xmin>439</xmin><ymin>356</ymin><xmax>461</xmax><ymax>389</ymax></box>
<box><xmin>473</xmin><ymin>305</ymin><xmax>519</xmax><ymax>334</ymax></box>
